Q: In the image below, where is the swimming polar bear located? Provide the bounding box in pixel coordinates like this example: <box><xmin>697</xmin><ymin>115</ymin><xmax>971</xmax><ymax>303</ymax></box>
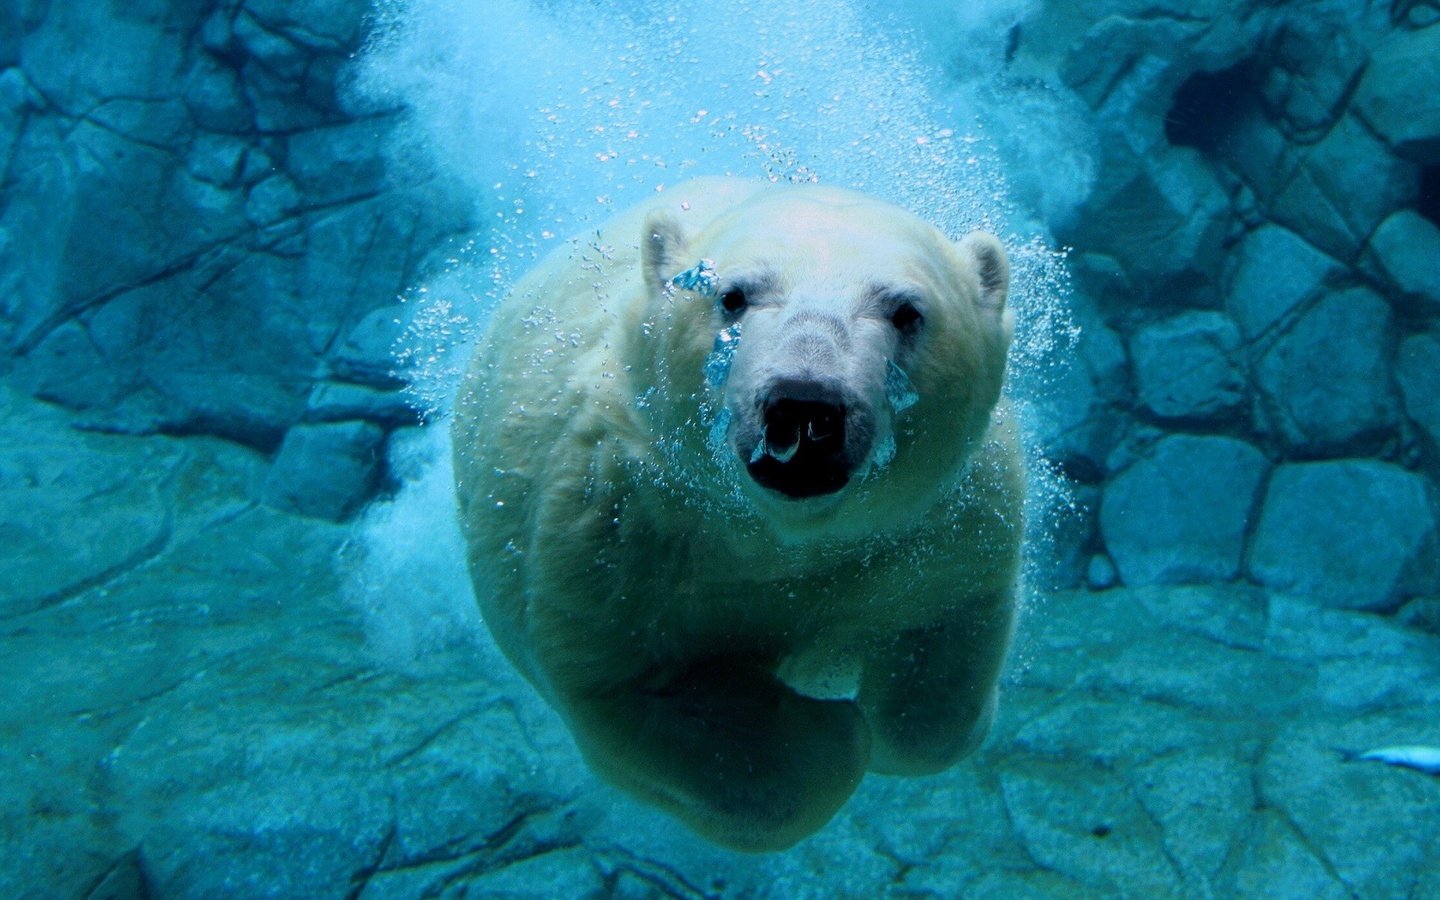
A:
<box><xmin>452</xmin><ymin>178</ymin><xmax>1022</xmax><ymax>851</ymax></box>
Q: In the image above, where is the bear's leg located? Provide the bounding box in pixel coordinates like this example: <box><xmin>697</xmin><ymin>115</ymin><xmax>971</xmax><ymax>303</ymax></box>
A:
<box><xmin>857</xmin><ymin>601</ymin><xmax>1013</xmax><ymax>776</ymax></box>
<box><xmin>560</xmin><ymin>655</ymin><xmax>870</xmax><ymax>852</ymax></box>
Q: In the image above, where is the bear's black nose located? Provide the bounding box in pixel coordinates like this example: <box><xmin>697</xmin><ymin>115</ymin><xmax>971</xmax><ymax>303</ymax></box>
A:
<box><xmin>763</xmin><ymin>398</ymin><xmax>846</xmax><ymax>459</ymax></box>
<box><xmin>747</xmin><ymin>381</ymin><xmax>851</xmax><ymax>499</ymax></box>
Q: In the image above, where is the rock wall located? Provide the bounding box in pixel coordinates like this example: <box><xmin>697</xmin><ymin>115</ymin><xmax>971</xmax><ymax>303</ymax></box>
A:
<box><xmin>1016</xmin><ymin>1</ymin><xmax>1440</xmax><ymax>611</ymax></box>
<box><xmin>0</xmin><ymin>0</ymin><xmax>472</xmax><ymax>519</ymax></box>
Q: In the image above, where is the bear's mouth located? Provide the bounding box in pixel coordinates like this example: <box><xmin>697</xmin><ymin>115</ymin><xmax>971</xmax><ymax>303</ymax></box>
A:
<box><xmin>744</xmin><ymin>396</ymin><xmax>852</xmax><ymax>499</ymax></box>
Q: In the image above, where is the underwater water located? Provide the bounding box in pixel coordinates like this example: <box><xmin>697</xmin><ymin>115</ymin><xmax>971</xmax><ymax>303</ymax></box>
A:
<box><xmin>2</xmin><ymin>0</ymin><xmax>1440</xmax><ymax>896</ymax></box>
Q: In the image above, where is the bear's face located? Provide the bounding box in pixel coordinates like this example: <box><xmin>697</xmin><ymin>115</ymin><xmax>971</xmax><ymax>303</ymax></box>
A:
<box><xmin>640</xmin><ymin>187</ymin><xmax>1012</xmax><ymax>530</ymax></box>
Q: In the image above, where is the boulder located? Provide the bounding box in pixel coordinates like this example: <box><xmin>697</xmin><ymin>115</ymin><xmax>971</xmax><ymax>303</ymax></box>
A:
<box><xmin>19</xmin><ymin>2</ymin><xmax>196</xmax><ymax>107</ymax></box>
<box><xmin>1225</xmin><ymin>224</ymin><xmax>1339</xmax><ymax>341</ymax></box>
<box><xmin>1259</xmin><ymin>15</ymin><xmax>1368</xmax><ymax>144</ymax></box>
<box><xmin>305</xmin><ymin>381</ymin><xmax>420</xmax><ymax>428</ymax></box>
<box><xmin>1397</xmin><ymin>595</ymin><xmax>1440</xmax><ymax>636</ymax></box>
<box><xmin>1086</xmin><ymin>553</ymin><xmax>1119</xmax><ymax>591</ymax></box>
<box><xmin>329</xmin><ymin>304</ymin><xmax>410</xmax><ymax>387</ymax></box>
<box><xmin>1251</xmin><ymin>287</ymin><xmax>1399</xmax><ymax>455</ymax></box>
<box><xmin>1248</xmin><ymin>460</ymin><xmax>1440</xmax><ymax>611</ymax></box>
<box><xmin>1365</xmin><ymin>209</ymin><xmax>1440</xmax><ymax>316</ymax></box>
<box><xmin>1100</xmin><ymin>434</ymin><xmax>1270</xmax><ymax>585</ymax></box>
<box><xmin>244</xmin><ymin>0</ymin><xmax>370</xmax><ymax>52</ymax></box>
<box><xmin>185</xmin><ymin>133</ymin><xmax>247</xmax><ymax>189</ymax></box>
<box><xmin>1269</xmin><ymin>115</ymin><xmax>1420</xmax><ymax>260</ymax></box>
<box><xmin>287</xmin><ymin>120</ymin><xmax>389</xmax><ymax>207</ymax></box>
<box><xmin>300</xmin><ymin>194</ymin><xmax>429</xmax><ymax>340</ymax></box>
<box><xmin>10</xmin><ymin>321</ymin><xmax>134</xmax><ymax>415</ymax></box>
<box><xmin>1397</xmin><ymin>332</ymin><xmax>1440</xmax><ymax>453</ymax></box>
<box><xmin>244</xmin><ymin>174</ymin><xmax>302</xmax><ymax>226</ymax></box>
<box><xmin>262</xmin><ymin>421</ymin><xmax>386</xmax><ymax>520</ymax></box>
<box><xmin>1062</xmin><ymin>146</ymin><xmax>1230</xmax><ymax>307</ymax></box>
<box><xmin>1130</xmin><ymin>311</ymin><xmax>1245</xmax><ymax>421</ymax></box>
<box><xmin>1352</xmin><ymin>26</ymin><xmax>1440</xmax><ymax>164</ymax></box>
<box><xmin>91</xmin><ymin>252</ymin><xmax>315</xmax><ymax>447</ymax></box>
<box><xmin>181</xmin><ymin>54</ymin><xmax>251</xmax><ymax>134</ymax></box>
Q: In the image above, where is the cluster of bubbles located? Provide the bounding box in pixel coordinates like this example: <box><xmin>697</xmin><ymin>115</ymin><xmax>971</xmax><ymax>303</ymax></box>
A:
<box><xmin>350</xmin><ymin>0</ymin><xmax>1087</xmax><ymax>660</ymax></box>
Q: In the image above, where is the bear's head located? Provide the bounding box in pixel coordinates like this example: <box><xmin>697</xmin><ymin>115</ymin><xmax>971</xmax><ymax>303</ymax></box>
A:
<box><xmin>637</xmin><ymin>185</ymin><xmax>1012</xmax><ymax>537</ymax></box>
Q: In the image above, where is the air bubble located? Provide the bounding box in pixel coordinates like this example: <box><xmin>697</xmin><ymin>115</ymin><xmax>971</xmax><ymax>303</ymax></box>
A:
<box><xmin>885</xmin><ymin>360</ymin><xmax>919</xmax><ymax>413</ymax></box>
<box><xmin>702</xmin><ymin>323</ymin><xmax>742</xmax><ymax>389</ymax></box>
<box><xmin>707</xmin><ymin>408</ymin><xmax>732</xmax><ymax>456</ymax></box>
<box><xmin>670</xmin><ymin>258</ymin><xmax>719</xmax><ymax>297</ymax></box>
<box><xmin>872</xmin><ymin>433</ymin><xmax>897</xmax><ymax>469</ymax></box>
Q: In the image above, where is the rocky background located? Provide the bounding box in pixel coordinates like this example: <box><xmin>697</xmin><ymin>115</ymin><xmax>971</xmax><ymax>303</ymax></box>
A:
<box><xmin>1</xmin><ymin>0</ymin><xmax>470</xmax><ymax>520</ymax></box>
<box><xmin>3</xmin><ymin>0</ymin><xmax>1440</xmax><ymax>896</ymax></box>
<box><xmin>1017</xmin><ymin>0</ymin><xmax>1440</xmax><ymax>614</ymax></box>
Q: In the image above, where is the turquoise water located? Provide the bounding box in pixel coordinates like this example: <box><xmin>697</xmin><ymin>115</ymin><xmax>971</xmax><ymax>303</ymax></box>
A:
<box><xmin>2</xmin><ymin>0</ymin><xmax>1439</xmax><ymax>896</ymax></box>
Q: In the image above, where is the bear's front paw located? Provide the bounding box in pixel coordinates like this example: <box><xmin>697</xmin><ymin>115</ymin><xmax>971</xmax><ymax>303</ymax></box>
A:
<box><xmin>690</xmin><ymin>686</ymin><xmax>871</xmax><ymax>851</ymax></box>
<box><xmin>571</xmin><ymin>658</ymin><xmax>872</xmax><ymax>852</ymax></box>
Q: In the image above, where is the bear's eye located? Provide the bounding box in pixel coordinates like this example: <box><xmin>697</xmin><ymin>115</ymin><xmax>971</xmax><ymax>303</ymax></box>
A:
<box><xmin>891</xmin><ymin>301</ymin><xmax>923</xmax><ymax>335</ymax></box>
<box><xmin>719</xmin><ymin>288</ymin><xmax>748</xmax><ymax>315</ymax></box>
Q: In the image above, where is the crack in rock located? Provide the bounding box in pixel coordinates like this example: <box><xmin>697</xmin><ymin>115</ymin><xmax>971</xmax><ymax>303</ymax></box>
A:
<box><xmin>0</xmin><ymin>506</ymin><xmax>173</xmax><ymax>622</ymax></box>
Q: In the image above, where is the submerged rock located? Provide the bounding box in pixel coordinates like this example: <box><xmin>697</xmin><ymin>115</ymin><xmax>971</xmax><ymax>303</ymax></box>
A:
<box><xmin>1397</xmin><ymin>333</ymin><xmax>1440</xmax><ymax>454</ymax></box>
<box><xmin>1269</xmin><ymin>115</ymin><xmax>1419</xmax><ymax>260</ymax></box>
<box><xmin>1065</xmin><ymin>146</ymin><xmax>1230</xmax><ymax>307</ymax></box>
<box><xmin>1353</xmin><ymin>25</ymin><xmax>1440</xmax><ymax>164</ymax></box>
<box><xmin>4</xmin><ymin>389</ymin><xmax>1440</xmax><ymax>897</ymax></box>
<box><xmin>1251</xmin><ymin>287</ymin><xmax>1399</xmax><ymax>455</ymax></box>
<box><xmin>305</xmin><ymin>381</ymin><xmax>420</xmax><ymax>429</ymax></box>
<box><xmin>1086</xmin><ymin>552</ymin><xmax>1119</xmax><ymax>591</ymax></box>
<box><xmin>1248</xmin><ymin>459</ymin><xmax>1440</xmax><ymax>611</ymax></box>
<box><xmin>0</xmin><ymin>0</ymin><xmax>470</xmax><ymax>464</ymax></box>
<box><xmin>262</xmin><ymin>420</ymin><xmax>386</xmax><ymax>520</ymax></box>
<box><xmin>1130</xmin><ymin>311</ymin><xmax>1246</xmax><ymax>421</ymax></box>
<box><xmin>330</xmin><ymin>304</ymin><xmax>410</xmax><ymax>388</ymax></box>
<box><xmin>1366</xmin><ymin>209</ymin><xmax>1440</xmax><ymax>316</ymax></box>
<box><xmin>1100</xmin><ymin>434</ymin><xmax>1269</xmax><ymax>586</ymax></box>
<box><xmin>1225</xmin><ymin>224</ymin><xmax>1339</xmax><ymax>342</ymax></box>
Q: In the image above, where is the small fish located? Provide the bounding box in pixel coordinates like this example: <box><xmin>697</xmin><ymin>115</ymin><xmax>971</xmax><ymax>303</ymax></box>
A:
<box><xmin>1340</xmin><ymin>744</ymin><xmax>1440</xmax><ymax>776</ymax></box>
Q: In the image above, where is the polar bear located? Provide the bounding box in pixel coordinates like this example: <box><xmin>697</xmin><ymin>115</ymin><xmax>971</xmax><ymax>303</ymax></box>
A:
<box><xmin>452</xmin><ymin>178</ymin><xmax>1021</xmax><ymax>852</ymax></box>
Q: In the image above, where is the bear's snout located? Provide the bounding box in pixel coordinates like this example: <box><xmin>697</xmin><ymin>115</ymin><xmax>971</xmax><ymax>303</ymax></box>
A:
<box><xmin>747</xmin><ymin>379</ymin><xmax>858</xmax><ymax>499</ymax></box>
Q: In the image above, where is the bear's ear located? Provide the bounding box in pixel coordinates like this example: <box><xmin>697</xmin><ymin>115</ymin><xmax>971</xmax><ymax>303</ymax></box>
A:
<box><xmin>957</xmin><ymin>231</ymin><xmax>1014</xmax><ymax>347</ymax></box>
<box><xmin>642</xmin><ymin>209</ymin><xmax>691</xmax><ymax>296</ymax></box>
<box><xmin>957</xmin><ymin>231</ymin><xmax>1010</xmax><ymax>315</ymax></box>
